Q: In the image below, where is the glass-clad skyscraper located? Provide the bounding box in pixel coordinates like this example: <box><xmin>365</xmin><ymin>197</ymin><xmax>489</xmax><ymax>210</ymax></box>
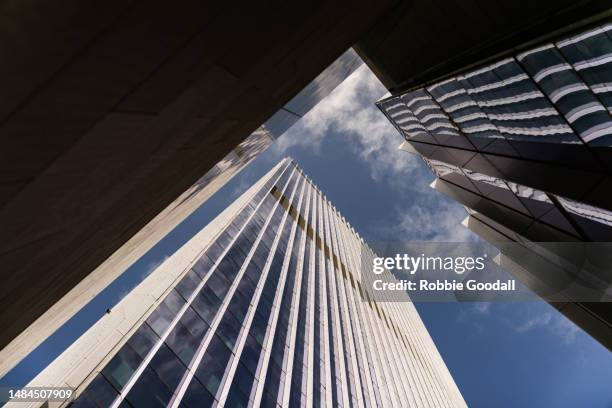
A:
<box><xmin>378</xmin><ymin>22</ymin><xmax>612</xmax><ymax>350</ymax></box>
<box><xmin>0</xmin><ymin>48</ymin><xmax>365</xmax><ymax>384</ymax></box>
<box><xmin>18</xmin><ymin>159</ymin><xmax>465</xmax><ymax>408</ymax></box>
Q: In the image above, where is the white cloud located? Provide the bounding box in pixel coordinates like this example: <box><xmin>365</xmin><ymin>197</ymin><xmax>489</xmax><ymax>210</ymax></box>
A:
<box><xmin>456</xmin><ymin>302</ymin><xmax>492</xmax><ymax>326</ymax></box>
<box><xmin>389</xmin><ymin>196</ymin><xmax>475</xmax><ymax>242</ymax></box>
<box><xmin>454</xmin><ymin>301</ymin><xmax>582</xmax><ymax>345</ymax></box>
<box><xmin>229</xmin><ymin>178</ymin><xmax>252</xmax><ymax>199</ymax></box>
<box><xmin>515</xmin><ymin>311</ymin><xmax>553</xmax><ymax>332</ymax></box>
<box><xmin>271</xmin><ymin>65</ymin><xmax>421</xmax><ymax>184</ymax></box>
<box><xmin>269</xmin><ymin>63</ymin><xmax>474</xmax><ymax>243</ymax></box>
<box><xmin>514</xmin><ymin>306</ymin><xmax>580</xmax><ymax>345</ymax></box>
<box><xmin>472</xmin><ymin>302</ymin><xmax>492</xmax><ymax>314</ymax></box>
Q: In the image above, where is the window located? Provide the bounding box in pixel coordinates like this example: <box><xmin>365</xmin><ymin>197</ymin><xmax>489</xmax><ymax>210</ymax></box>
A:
<box><xmin>238</xmin><ymin>334</ymin><xmax>263</xmax><ymax>375</ymax></box>
<box><xmin>194</xmin><ymin>335</ymin><xmax>232</xmax><ymax>396</ymax></box>
<box><xmin>127</xmin><ymin>323</ymin><xmax>159</xmax><ymax>360</ymax></box>
<box><xmin>204</xmin><ymin>242</ymin><xmax>224</xmax><ymax>264</ymax></box>
<box><xmin>225</xmin><ymin>243</ymin><xmax>248</xmax><ymax>271</ymax></box>
<box><xmin>149</xmin><ymin>343</ymin><xmax>189</xmax><ymax>391</ymax></box>
<box><xmin>162</xmin><ymin>290</ymin><xmax>185</xmax><ymax>316</ymax></box>
<box><xmin>215</xmin><ymin>230</ymin><xmax>233</xmax><ymax>250</ymax></box>
<box><xmin>164</xmin><ymin>320</ymin><xmax>200</xmax><ymax>365</ymax></box>
<box><xmin>101</xmin><ymin>344</ymin><xmax>142</xmax><ymax>391</ymax></box>
<box><xmin>124</xmin><ymin>367</ymin><xmax>173</xmax><ymax>408</ymax></box>
<box><xmin>215</xmin><ymin>312</ymin><xmax>243</xmax><ymax>350</ymax></box>
<box><xmin>191</xmin><ymin>286</ymin><xmax>222</xmax><ymax>325</ymax></box>
<box><xmin>223</xmin><ymin>389</ymin><xmax>250</xmax><ymax>408</ymax></box>
<box><xmin>216</xmin><ymin>257</ymin><xmax>240</xmax><ymax>282</ymax></box>
<box><xmin>226</xmin><ymin>363</ymin><xmax>255</xmax><ymax>404</ymax></box>
<box><xmin>226</xmin><ymin>287</ymin><xmax>252</xmax><ymax>322</ymax></box>
<box><xmin>205</xmin><ymin>272</ymin><xmax>232</xmax><ymax>301</ymax></box>
<box><xmin>77</xmin><ymin>374</ymin><xmax>118</xmax><ymax>407</ymax></box>
<box><xmin>146</xmin><ymin>301</ymin><xmax>175</xmax><ymax>337</ymax></box>
<box><xmin>240</xmin><ymin>263</ymin><xmax>262</xmax><ymax>292</ymax></box>
<box><xmin>260</xmin><ymin>362</ymin><xmax>282</xmax><ymax>406</ymax></box>
<box><xmin>180</xmin><ymin>306</ymin><xmax>210</xmax><ymax>340</ymax></box>
<box><xmin>181</xmin><ymin>377</ymin><xmax>216</xmax><ymax>408</ymax></box>
<box><xmin>249</xmin><ymin>312</ymin><xmax>269</xmax><ymax>346</ymax></box>
<box><xmin>69</xmin><ymin>395</ymin><xmax>98</xmax><ymax>408</ymax></box>
<box><xmin>175</xmin><ymin>269</ymin><xmax>201</xmax><ymax>301</ymax></box>
<box><xmin>192</xmin><ymin>254</ymin><xmax>215</xmax><ymax>279</ymax></box>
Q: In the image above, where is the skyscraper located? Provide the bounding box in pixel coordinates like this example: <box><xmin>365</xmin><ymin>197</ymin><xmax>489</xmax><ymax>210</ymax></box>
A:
<box><xmin>14</xmin><ymin>159</ymin><xmax>466</xmax><ymax>408</ymax></box>
<box><xmin>0</xmin><ymin>0</ymin><xmax>390</xmax><ymax>365</ymax></box>
<box><xmin>377</xmin><ymin>22</ymin><xmax>612</xmax><ymax>349</ymax></box>
<box><xmin>0</xmin><ymin>48</ymin><xmax>363</xmax><ymax>379</ymax></box>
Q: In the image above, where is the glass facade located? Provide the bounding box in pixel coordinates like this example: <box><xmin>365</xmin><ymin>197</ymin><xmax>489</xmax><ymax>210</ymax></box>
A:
<box><xmin>65</xmin><ymin>159</ymin><xmax>465</xmax><ymax>408</ymax></box>
<box><xmin>378</xmin><ymin>23</ymin><xmax>612</xmax><ymax>243</ymax></box>
<box><xmin>378</xmin><ymin>22</ymin><xmax>612</xmax><ymax>350</ymax></box>
<box><xmin>380</xmin><ymin>23</ymin><xmax>612</xmax><ymax>149</ymax></box>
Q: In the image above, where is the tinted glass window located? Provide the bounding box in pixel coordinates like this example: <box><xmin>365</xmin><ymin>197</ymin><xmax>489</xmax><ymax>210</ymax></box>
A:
<box><xmin>79</xmin><ymin>374</ymin><xmax>119</xmax><ymax>407</ymax></box>
<box><xmin>127</xmin><ymin>323</ymin><xmax>159</xmax><ymax>360</ymax></box>
<box><xmin>191</xmin><ymin>286</ymin><xmax>222</xmax><ymax>324</ymax></box>
<box><xmin>125</xmin><ymin>367</ymin><xmax>172</xmax><ymax>408</ymax></box>
<box><xmin>102</xmin><ymin>344</ymin><xmax>142</xmax><ymax>391</ymax></box>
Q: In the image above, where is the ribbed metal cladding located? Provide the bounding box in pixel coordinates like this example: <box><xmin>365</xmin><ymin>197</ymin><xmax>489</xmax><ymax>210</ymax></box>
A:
<box><xmin>68</xmin><ymin>158</ymin><xmax>466</xmax><ymax>408</ymax></box>
<box><xmin>377</xmin><ymin>22</ymin><xmax>612</xmax><ymax>242</ymax></box>
<box><xmin>379</xmin><ymin>22</ymin><xmax>612</xmax><ymax>147</ymax></box>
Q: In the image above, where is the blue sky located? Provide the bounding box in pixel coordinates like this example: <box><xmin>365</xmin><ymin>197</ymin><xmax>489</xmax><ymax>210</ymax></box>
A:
<box><xmin>3</xmin><ymin>65</ymin><xmax>612</xmax><ymax>407</ymax></box>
